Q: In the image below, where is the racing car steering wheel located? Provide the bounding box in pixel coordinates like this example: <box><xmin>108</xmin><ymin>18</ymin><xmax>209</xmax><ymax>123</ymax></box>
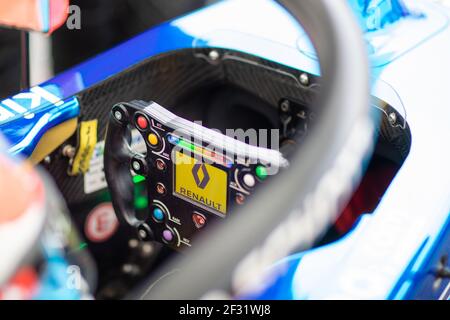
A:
<box><xmin>126</xmin><ymin>0</ymin><xmax>373</xmax><ymax>299</ymax></box>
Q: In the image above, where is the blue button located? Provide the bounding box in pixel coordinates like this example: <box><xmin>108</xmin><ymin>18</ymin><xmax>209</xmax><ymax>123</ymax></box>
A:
<box><xmin>167</xmin><ymin>134</ymin><xmax>179</xmax><ymax>145</ymax></box>
<box><xmin>153</xmin><ymin>208</ymin><xmax>165</xmax><ymax>222</ymax></box>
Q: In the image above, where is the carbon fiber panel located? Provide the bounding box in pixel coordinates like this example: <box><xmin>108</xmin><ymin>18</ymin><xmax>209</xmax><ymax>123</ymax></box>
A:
<box><xmin>45</xmin><ymin>48</ymin><xmax>317</xmax><ymax>205</ymax></box>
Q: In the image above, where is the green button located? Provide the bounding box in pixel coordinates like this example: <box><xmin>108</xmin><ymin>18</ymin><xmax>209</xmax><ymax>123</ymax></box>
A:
<box><xmin>135</xmin><ymin>197</ymin><xmax>149</xmax><ymax>210</ymax></box>
<box><xmin>255</xmin><ymin>165</ymin><xmax>268</xmax><ymax>180</ymax></box>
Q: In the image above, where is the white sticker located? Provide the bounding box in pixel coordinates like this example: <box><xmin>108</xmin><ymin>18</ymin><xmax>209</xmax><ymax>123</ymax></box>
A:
<box><xmin>84</xmin><ymin>131</ymin><xmax>147</xmax><ymax>195</ymax></box>
<box><xmin>84</xmin><ymin>203</ymin><xmax>119</xmax><ymax>243</ymax></box>
<box><xmin>84</xmin><ymin>141</ymin><xmax>107</xmax><ymax>194</ymax></box>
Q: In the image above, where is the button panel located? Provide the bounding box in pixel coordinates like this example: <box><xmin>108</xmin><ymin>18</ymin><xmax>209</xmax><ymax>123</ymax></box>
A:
<box><xmin>114</xmin><ymin>100</ymin><xmax>285</xmax><ymax>251</ymax></box>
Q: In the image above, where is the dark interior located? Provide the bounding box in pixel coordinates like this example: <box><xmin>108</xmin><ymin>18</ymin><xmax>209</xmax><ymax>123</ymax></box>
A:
<box><xmin>42</xmin><ymin>48</ymin><xmax>412</xmax><ymax>298</ymax></box>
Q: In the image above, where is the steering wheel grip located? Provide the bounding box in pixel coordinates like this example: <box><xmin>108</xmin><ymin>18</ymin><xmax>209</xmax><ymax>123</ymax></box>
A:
<box><xmin>104</xmin><ymin>104</ymin><xmax>140</xmax><ymax>228</ymax></box>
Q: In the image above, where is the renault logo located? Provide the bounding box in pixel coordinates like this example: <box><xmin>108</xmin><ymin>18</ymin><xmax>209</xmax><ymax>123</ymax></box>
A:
<box><xmin>192</xmin><ymin>163</ymin><xmax>210</xmax><ymax>189</ymax></box>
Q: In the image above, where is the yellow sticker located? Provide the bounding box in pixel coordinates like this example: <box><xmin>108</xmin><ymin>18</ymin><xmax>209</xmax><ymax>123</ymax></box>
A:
<box><xmin>70</xmin><ymin>120</ymin><xmax>98</xmax><ymax>176</ymax></box>
<box><xmin>174</xmin><ymin>151</ymin><xmax>228</xmax><ymax>215</ymax></box>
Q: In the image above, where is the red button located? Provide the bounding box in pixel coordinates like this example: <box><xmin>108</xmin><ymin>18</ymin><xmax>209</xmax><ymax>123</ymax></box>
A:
<box><xmin>136</xmin><ymin>116</ymin><xmax>149</xmax><ymax>130</ymax></box>
<box><xmin>193</xmin><ymin>213</ymin><xmax>207</xmax><ymax>229</ymax></box>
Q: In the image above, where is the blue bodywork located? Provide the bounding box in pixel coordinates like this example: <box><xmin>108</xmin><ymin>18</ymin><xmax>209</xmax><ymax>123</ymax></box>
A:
<box><xmin>1</xmin><ymin>0</ymin><xmax>450</xmax><ymax>299</ymax></box>
<box><xmin>349</xmin><ymin>0</ymin><xmax>410</xmax><ymax>32</ymax></box>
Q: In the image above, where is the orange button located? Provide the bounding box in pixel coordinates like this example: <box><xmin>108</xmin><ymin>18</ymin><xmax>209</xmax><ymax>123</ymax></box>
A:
<box><xmin>148</xmin><ymin>133</ymin><xmax>159</xmax><ymax>146</ymax></box>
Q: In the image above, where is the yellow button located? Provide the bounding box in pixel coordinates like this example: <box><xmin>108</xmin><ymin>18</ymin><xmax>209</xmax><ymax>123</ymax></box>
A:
<box><xmin>148</xmin><ymin>133</ymin><xmax>159</xmax><ymax>146</ymax></box>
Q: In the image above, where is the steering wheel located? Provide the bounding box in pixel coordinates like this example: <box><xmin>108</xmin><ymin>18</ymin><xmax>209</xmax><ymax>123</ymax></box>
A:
<box><xmin>118</xmin><ymin>0</ymin><xmax>373</xmax><ymax>299</ymax></box>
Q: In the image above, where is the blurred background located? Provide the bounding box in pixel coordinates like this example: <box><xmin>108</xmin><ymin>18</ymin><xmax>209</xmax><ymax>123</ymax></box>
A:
<box><xmin>0</xmin><ymin>0</ymin><xmax>215</xmax><ymax>99</ymax></box>
<box><xmin>0</xmin><ymin>0</ymin><xmax>449</xmax><ymax>100</ymax></box>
